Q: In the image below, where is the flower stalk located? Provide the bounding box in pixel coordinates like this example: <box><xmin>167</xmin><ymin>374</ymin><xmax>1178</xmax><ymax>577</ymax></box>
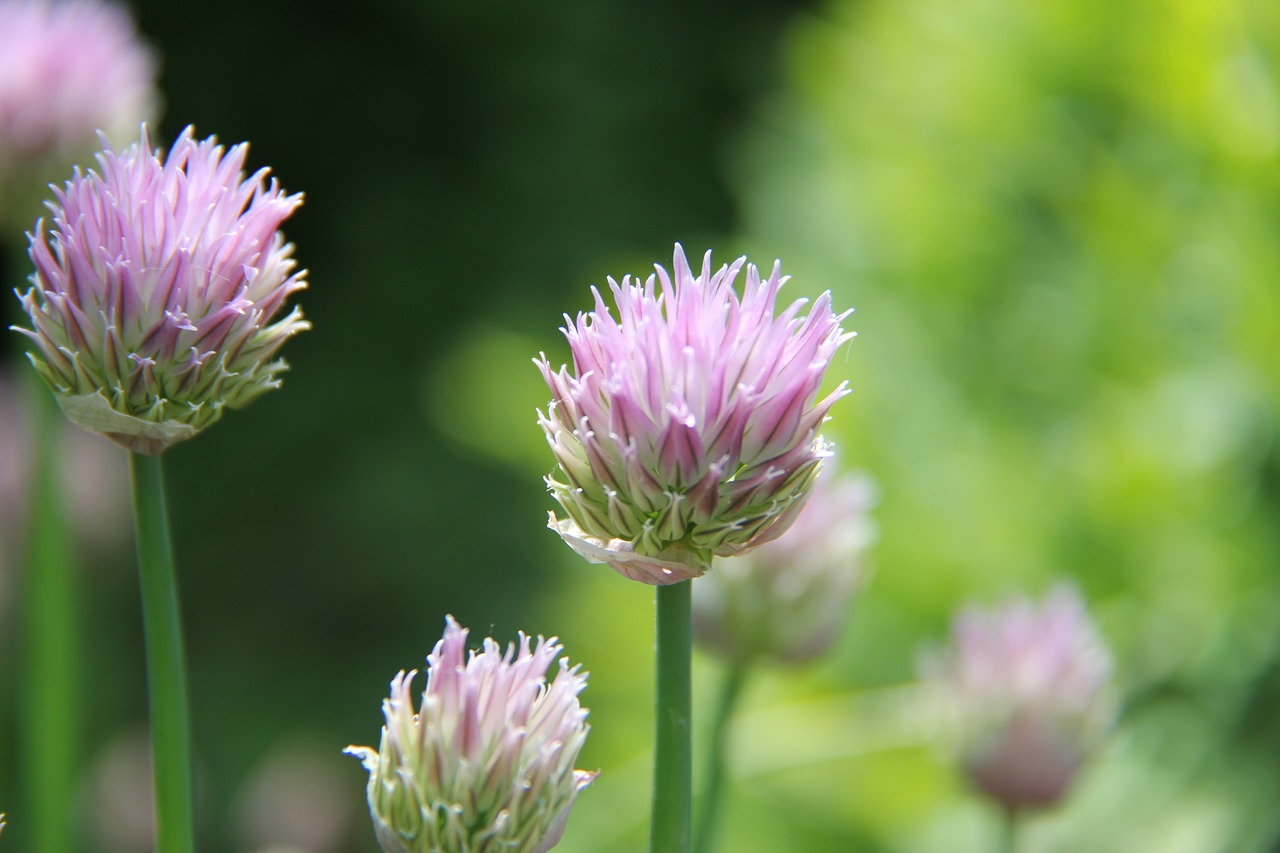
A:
<box><xmin>1000</xmin><ymin>807</ymin><xmax>1020</xmax><ymax>853</ymax></box>
<box><xmin>129</xmin><ymin>452</ymin><xmax>194</xmax><ymax>853</ymax></box>
<box><xmin>692</xmin><ymin>662</ymin><xmax>748</xmax><ymax>853</ymax></box>
<box><xmin>651</xmin><ymin>580</ymin><xmax>693</xmax><ymax>853</ymax></box>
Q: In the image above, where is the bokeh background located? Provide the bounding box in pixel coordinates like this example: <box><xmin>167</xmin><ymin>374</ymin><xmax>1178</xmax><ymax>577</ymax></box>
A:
<box><xmin>3</xmin><ymin>0</ymin><xmax>1280</xmax><ymax>850</ymax></box>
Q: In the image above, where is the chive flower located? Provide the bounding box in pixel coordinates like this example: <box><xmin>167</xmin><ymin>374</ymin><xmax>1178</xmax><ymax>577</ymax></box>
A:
<box><xmin>0</xmin><ymin>0</ymin><xmax>157</xmax><ymax>233</ymax></box>
<box><xmin>692</xmin><ymin>467</ymin><xmax>875</xmax><ymax>665</ymax></box>
<box><xmin>921</xmin><ymin>584</ymin><xmax>1116</xmax><ymax>813</ymax></box>
<box><xmin>346</xmin><ymin>617</ymin><xmax>596</xmax><ymax>853</ymax></box>
<box><xmin>536</xmin><ymin>244</ymin><xmax>853</xmax><ymax>585</ymax></box>
<box><xmin>11</xmin><ymin>125</ymin><xmax>309</xmax><ymax>454</ymax></box>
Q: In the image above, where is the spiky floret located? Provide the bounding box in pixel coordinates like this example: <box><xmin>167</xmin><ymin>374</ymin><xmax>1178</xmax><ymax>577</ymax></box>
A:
<box><xmin>11</xmin><ymin>125</ymin><xmax>309</xmax><ymax>453</ymax></box>
<box><xmin>536</xmin><ymin>244</ymin><xmax>853</xmax><ymax>584</ymax></box>
<box><xmin>347</xmin><ymin>618</ymin><xmax>596</xmax><ymax>853</ymax></box>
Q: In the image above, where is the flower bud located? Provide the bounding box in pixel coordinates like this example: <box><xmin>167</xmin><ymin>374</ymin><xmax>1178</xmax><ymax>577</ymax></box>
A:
<box><xmin>0</xmin><ymin>0</ymin><xmax>158</xmax><ymax>234</ymax></box>
<box><xmin>346</xmin><ymin>617</ymin><xmax>596</xmax><ymax>853</ymax></box>
<box><xmin>921</xmin><ymin>584</ymin><xmax>1116</xmax><ymax>812</ymax></box>
<box><xmin>692</xmin><ymin>468</ymin><xmax>875</xmax><ymax>664</ymax></box>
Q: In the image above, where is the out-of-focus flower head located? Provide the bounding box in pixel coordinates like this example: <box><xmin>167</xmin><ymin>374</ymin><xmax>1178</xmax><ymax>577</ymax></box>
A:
<box><xmin>11</xmin><ymin>125</ymin><xmax>309</xmax><ymax>454</ymax></box>
<box><xmin>82</xmin><ymin>728</ymin><xmax>155</xmax><ymax>853</ymax></box>
<box><xmin>692</xmin><ymin>466</ymin><xmax>875</xmax><ymax>665</ymax></box>
<box><xmin>920</xmin><ymin>584</ymin><xmax>1116</xmax><ymax>813</ymax></box>
<box><xmin>346</xmin><ymin>617</ymin><xmax>596</xmax><ymax>853</ymax></box>
<box><xmin>0</xmin><ymin>0</ymin><xmax>158</xmax><ymax>234</ymax></box>
<box><xmin>234</xmin><ymin>742</ymin><xmax>354</xmax><ymax>853</ymax></box>
<box><xmin>536</xmin><ymin>244</ymin><xmax>853</xmax><ymax>585</ymax></box>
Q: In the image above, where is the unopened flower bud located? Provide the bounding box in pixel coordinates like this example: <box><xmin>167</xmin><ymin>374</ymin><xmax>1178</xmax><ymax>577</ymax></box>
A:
<box><xmin>346</xmin><ymin>617</ymin><xmax>596</xmax><ymax>853</ymax></box>
<box><xmin>921</xmin><ymin>584</ymin><xmax>1116</xmax><ymax>812</ymax></box>
<box><xmin>0</xmin><ymin>0</ymin><xmax>158</xmax><ymax>234</ymax></box>
<box><xmin>692</xmin><ymin>468</ymin><xmax>875</xmax><ymax>664</ymax></box>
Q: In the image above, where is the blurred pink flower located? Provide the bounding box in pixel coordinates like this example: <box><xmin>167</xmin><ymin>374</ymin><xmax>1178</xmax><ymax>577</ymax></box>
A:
<box><xmin>692</xmin><ymin>467</ymin><xmax>875</xmax><ymax>664</ymax></box>
<box><xmin>81</xmin><ymin>729</ymin><xmax>158</xmax><ymax>853</ymax></box>
<box><xmin>346</xmin><ymin>617</ymin><xmax>596</xmax><ymax>853</ymax></box>
<box><xmin>11</xmin><ymin>126</ymin><xmax>309</xmax><ymax>454</ymax></box>
<box><xmin>537</xmin><ymin>244</ymin><xmax>853</xmax><ymax>584</ymax></box>
<box><xmin>0</xmin><ymin>0</ymin><xmax>157</xmax><ymax>233</ymax></box>
<box><xmin>234</xmin><ymin>742</ymin><xmax>354</xmax><ymax>853</ymax></box>
<box><xmin>921</xmin><ymin>584</ymin><xmax>1116</xmax><ymax>812</ymax></box>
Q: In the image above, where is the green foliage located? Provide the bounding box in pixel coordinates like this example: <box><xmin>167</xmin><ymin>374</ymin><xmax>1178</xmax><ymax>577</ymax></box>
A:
<box><xmin>711</xmin><ymin>0</ymin><xmax>1280</xmax><ymax>847</ymax></box>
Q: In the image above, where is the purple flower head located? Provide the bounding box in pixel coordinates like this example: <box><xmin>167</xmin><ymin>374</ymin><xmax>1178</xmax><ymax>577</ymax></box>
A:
<box><xmin>11</xmin><ymin>125</ymin><xmax>309</xmax><ymax>454</ymax></box>
<box><xmin>346</xmin><ymin>617</ymin><xmax>596</xmax><ymax>853</ymax></box>
<box><xmin>537</xmin><ymin>244</ymin><xmax>854</xmax><ymax>585</ymax></box>
<box><xmin>921</xmin><ymin>584</ymin><xmax>1116</xmax><ymax>812</ymax></box>
<box><xmin>692</xmin><ymin>466</ymin><xmax>875</xmax><ymax>664</ymax></box>
<box><xmin>0</xmin><ymin>0</ymin><xmax>157</xmax><ymax>231</ymax></box>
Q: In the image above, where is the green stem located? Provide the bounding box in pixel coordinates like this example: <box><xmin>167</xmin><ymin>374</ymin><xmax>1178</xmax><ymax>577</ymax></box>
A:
<box><xmin>999</xmin><ymin>807</ymin><xmax>1020</xmax><ymax>853</ymax></box>
<box><xmin>693</xmin><ymin>662</ymin><xmax>748</xmax><ymax>853</ymax></box>
<box><xmin>650</xmin><ymin>580</ymin><xmax>693</xmax><ymax>853</ymax></box>
<box><xmin>129</xmin><ymin>452</ymin><xmax>195</xmax><ymax>853</ymax></box>
<box><xmin>22</xmin><ymin>382</ymin><xmax>79</xmax><ymax>853</ymax></box>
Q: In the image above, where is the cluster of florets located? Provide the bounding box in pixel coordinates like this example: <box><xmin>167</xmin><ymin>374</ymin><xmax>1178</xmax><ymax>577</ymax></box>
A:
<box><xmin>347</xmin><ymin>618</ymin><xmax>596</xmax><ymax>853</ymax></box>
<box><xmin>12</xmin><ymin>126</ymin><xmax>309</xmax><ymax>453</ymax></box>
<box><xmin>921</xmin><ymin>584</ymin><xmax>1115</xmax><ymax>812</ymax></box>
<box><xmin>537</xmin><ymin>245</ymin><xmax>853</xmax><ymax>584</ymax></box>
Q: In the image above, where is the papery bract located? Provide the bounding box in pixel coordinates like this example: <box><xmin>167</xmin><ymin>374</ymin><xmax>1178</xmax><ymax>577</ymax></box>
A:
<box><xmin>11</xmin><ymin>125</ymin><xmax>309</xmax><ymax>453</ymax></box>
<box><xmin>346</xmin><ymin>617</ymin><xmax>596</xmax><ymax>853</ymax></box>
<box><xmin>537</xmin><ymin>244</ymin><xmax>853</xmax><ymax>584</ymax></box>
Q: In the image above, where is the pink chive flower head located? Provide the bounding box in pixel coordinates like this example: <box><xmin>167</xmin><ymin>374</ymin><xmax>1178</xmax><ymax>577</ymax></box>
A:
<box><xmin>0</xmin><ymin>0</ymin><xmax>157</xmax><ymax>232</ymax></box>
<box><xmin>346</xmin><ymin>617</ymin><xmax>596</xmax><ymax>853</ymax></box>
<box><xmin>11</xmin><ymin>125</ymin><xmax>309</xmax><ymax>454</ymax></box>
<box><xmin>536</xmin><ymin>244</ymin><xmax>853</xmax><ymax>585</ymax></box>
<box><xmin>920</xmin><ymin>584</ymin><xmax>1116</xmax><ymax>813</ymax></box>
<box><xmin>692</xmin><ymin>467</ymin><xmax>875</xmax><ymax>665</ymax></box>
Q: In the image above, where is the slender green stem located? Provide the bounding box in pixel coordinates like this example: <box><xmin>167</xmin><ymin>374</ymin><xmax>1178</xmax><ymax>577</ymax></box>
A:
<box><xmin>999</xmin><ymin>807</ymin><xmax>1020</xmax><ymax>853</ymax></box>
<box><xmin>650</xmin><ymin>580</ymin><xmax>693</xmax><ymax>853</ymax></box>
<box><xmin>129</xmin><ymin>452</ymin><xmax>195</xmax><ymax>853</ymax></box>
<box><xmin>22</xmin><ymin>382</ymin><xmax>79</xmax><ymax>853</ymax></box>
<box><xmin>693</xmin><ymin>662</ymin><xmax>749</xmax><ymax>853</ymax></box>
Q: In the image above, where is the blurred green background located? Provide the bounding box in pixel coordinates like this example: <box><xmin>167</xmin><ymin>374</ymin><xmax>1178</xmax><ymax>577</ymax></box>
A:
<box><xmin>3</xmin><ymin>0</ymin><xmax>1280</xmax><ymax>850</ymax></box>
